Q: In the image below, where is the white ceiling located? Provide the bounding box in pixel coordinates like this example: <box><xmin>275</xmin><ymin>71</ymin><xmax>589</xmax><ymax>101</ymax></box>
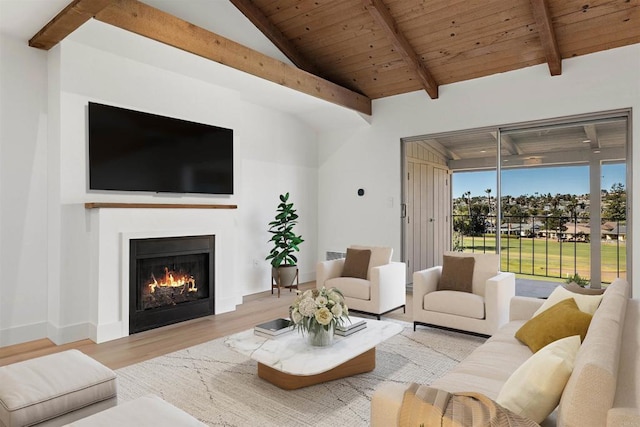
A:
<box><xmin>0</xmin><ymin>0</ymin><xmax>368</xmax><ymax>131</ymax></box>
<box><xmin>0</xmin><ymin>0</ymin><xmax>70</xmax><ymax>41</ymax></box>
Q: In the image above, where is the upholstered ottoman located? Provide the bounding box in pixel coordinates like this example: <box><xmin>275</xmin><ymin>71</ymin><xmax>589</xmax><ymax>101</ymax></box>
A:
<box><xmin>64</xmin><ymin>395</ymin><xmax>206</xmax><ymax>426</ymax></box>
<box><xmin>0</xmin><ymin>350</ymin><xmax>117</xmax><ymax>427</ymax></box>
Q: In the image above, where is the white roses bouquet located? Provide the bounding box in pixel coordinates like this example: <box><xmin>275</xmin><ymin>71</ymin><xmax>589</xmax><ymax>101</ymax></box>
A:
<box><xmin>289</xmin><ymin>287</ymin><xmax>349</xmax><ymax>335</ymax></box>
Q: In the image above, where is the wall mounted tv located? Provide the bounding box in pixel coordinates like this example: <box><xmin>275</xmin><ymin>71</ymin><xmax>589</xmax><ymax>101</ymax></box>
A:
<box><xmin>88</xmin><ymin>102</ymin><xmax>233</xmax><ymax>195</ymax></box>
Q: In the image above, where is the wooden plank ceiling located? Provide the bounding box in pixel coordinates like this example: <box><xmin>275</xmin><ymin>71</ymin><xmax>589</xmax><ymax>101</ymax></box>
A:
<box><xmin>30</xmin><ymin>0</ymin><xmax>640</xmax><ymax>114</ymax></box>
<box><xmin>233</xmin><ymin>0</ymin><xmax>640</xmax><ymax>99</ymax></box>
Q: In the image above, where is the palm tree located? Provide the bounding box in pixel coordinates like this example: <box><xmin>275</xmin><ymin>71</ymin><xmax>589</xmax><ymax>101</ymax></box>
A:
<box><xmin>464</xmin><ymin>191</ymin><xmax>472</xmax><ymax>217</ymax></box>
<box><xmin>485</xmin><ymin>188</ymin><xmax>492</xmax><ymax>215</ymax></box>
<box><xmin>485</xmin><ymin>188</ymin><xmax>493</xmax><ymax>232</ymax></box>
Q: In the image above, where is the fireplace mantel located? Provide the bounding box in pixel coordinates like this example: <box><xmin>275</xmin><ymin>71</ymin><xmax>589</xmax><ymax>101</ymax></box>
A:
<box><xmin>85</xmin><ymin>202</ymin><xmax>238</xmax><ymax>209</ymax></box>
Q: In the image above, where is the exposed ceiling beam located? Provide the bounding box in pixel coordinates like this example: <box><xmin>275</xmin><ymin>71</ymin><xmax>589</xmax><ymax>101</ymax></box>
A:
<box><xmin>29</xmin><ymin>0</ymin><xmax>371</xmax><ymax>116</ymax></box>
<box><xmin>420</xmin><ymin>139</ymin><xmax>460</xmax><ymax>160</ymax></box>
<box><xmin>583</xmin><ymin>124</ymin><xmax>601</xmax><ymax>150</ymax></box>
<box><xmin>362</xmin><ymin>0</ymin><xmax>438</xmax><ymax>99</ymax></box>
<box><xmin>491</xmin><ymin>132</ymin><xmax>524</xmax><ymax>155</ymax></box>
<box><xmin>529</xmin><ymin>0</ymin><xmax>562</xmax><ymax>75</ymax></box>
<box><xmin>229</xmin><ymin>0</ymin><xmax>321</xmax><ymax>75</ymax></box>
<box><xmin>29</xmin><ymin>0</ymin><xmax>112</xmax><ymax>49</ymax></box>
<box><xmin>449</xmin><ymin>147</ymin><xmax>625</xmax><ymax>171</ymax></box>
<box><xmin>502</xmin><ymin>134</ymin><xmax>523</xmax><ymax>155</ymax></box>
<box><xmin>94</xmin><ymin>0</ymin><xmax>372</xmax><ymax>115</ymax></box>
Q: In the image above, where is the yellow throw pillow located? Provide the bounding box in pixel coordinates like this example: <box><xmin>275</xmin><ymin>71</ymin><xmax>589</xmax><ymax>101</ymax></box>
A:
<box><xmin>497</xmin><ymin>335</ymin><xmax>581</xmax><ymax>424</ymax></box>
<box><xmin>533</xmin><ymin>285</ymin><xmax>603</xmax><ymax>317</ymax></box>
<box><xmin>516</xmin><ymin>298</ymin><xmax>592</xmax><ymax>353</ymax></box>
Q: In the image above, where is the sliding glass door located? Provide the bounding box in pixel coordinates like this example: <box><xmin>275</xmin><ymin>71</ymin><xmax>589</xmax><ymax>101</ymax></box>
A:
<box><xmin>403</xmin><ymin>110</ymin><xmax>631</xmax><ymax>288</ymax></box>
<box><xmin>498</xmin><ymin>113</ymin><xmax>628</xmax><ymax>286</ymax></box>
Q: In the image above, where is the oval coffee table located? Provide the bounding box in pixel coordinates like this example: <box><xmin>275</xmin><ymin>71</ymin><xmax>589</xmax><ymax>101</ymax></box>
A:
<box><xmin>224</xmin><ymin>317</ymin><xmax>403</xmax><ymax>389</ymax></box>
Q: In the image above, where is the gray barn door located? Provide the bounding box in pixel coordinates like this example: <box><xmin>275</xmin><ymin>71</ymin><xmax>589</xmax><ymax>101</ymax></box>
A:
<box><xmin>403</xmin><ymin>142</ymin><xmax>451</xmax><ymax>283</ymax></box>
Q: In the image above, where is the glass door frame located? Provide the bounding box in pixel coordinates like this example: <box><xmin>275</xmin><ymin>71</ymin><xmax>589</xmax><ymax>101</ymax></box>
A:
<box><xmin>495</xmin><ymin>109</ymin><xmax>632</xmax><ymax>286</ymax></box>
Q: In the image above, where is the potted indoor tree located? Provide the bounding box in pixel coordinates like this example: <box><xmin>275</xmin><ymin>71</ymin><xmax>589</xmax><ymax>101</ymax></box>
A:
<box><xmin>266</xmin><ymin>192</ymin><xmax>304</xmax><ymax>290</ymax></box>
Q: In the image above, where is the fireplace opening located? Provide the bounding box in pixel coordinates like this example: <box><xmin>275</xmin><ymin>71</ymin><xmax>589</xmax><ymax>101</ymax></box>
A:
<box><xmin>130</xmin><ymin>235</ymin><xmax>214</xmax><ymax>334</ymax></box>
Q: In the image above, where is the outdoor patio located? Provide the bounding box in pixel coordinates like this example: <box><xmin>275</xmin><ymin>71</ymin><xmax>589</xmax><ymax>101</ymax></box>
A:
<box><xmin>516</xmin><ymin>277</ymin><xmax>560</xmax><ymax>299</ymax></box>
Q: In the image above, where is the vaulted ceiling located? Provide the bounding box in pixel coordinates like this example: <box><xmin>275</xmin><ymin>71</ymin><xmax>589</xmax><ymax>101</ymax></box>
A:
<box><xmin>26</xmin><ymin>0</ymin><xmax>640</xmax><ymax>115</ymax></box>
<box><xmin>230</xmin><ymin>0</ymin><xmax>640</xmax><ymax>99</ymax></box>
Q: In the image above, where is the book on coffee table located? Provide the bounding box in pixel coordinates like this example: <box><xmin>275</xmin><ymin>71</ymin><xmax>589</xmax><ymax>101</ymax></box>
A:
<box><xmin>336</xmin><ymin>319</ymin><xmax>366</xmax><ymax>332</ymax></box>
<box><xmin>335</xmin><ymin>323</ymin><xmax>367</xmax><ymax>336</ymax></box>
<box><xmin>254</xmin><ymin>318</ymin><xmax>293</xmax><ymax>337</ymax></box>
<box><xmin>335</xmin><ymin>319</ymin><xmax>367</xmax><ymax>336</ymax></box>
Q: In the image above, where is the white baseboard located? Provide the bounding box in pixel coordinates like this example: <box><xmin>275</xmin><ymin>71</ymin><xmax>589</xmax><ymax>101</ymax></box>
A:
<box><xmin>0</xmin><ymin>321</ymin><xmax>48</xmax><ymax>347</ymax></box>
<box><xmin>91</xmin><ymin>321</ymin><xmax>126</xmax><ymax>344</ymax></box>
<box><xmin>0</xmin><ymin>284</ymin><xmax>287</xmax><ymax>348</ymax></box>
<box><xmin>216</xmin><ymin>294</ymin><xmax>239</xmax><ymax>315</ymax></box>
<box><xmin>0</xmin><ymin>321</ymin><xmax>95</xmax><ymax>348</ymax></box>
<box><xmin>47</xmin><ymin>321</ymin><xmax>91</xmax><ymax>345</ymax></box>
<box><xmin>299</xmin><ymin>271</ymin><xmax>315</xmax><ymax>284</ymax></box>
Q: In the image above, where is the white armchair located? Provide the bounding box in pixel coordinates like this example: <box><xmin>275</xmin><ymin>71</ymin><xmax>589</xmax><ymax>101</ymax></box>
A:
<box><xmin>413</xmin><ymin>251</ymin><xmax>515</xmax><ymax>336</ymax></box>
<box><xmin>316</xmin><ymin>245</ymin><xmax>406</xmax><ymax>319</ymax></box>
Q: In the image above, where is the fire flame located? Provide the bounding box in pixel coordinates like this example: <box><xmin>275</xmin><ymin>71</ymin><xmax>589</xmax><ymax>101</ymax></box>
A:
<box><xmin>148</xmin><ymin>267</ymin><xmax>197</xmax><ymax>294</ymax></box>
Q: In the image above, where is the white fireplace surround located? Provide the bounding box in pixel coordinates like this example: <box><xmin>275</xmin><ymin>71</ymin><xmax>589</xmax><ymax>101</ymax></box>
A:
<box><xmin>85</xmin><ymin>207</ymin><xmax>240</xmax><ymax>344</ymax></box>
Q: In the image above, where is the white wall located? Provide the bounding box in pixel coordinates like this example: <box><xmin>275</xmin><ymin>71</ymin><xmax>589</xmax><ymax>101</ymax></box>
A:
<box><xmin>0</xmin><ymin>34</ymin><xmax>320</xmax><ymax>346</ymax></box>
<box><xmin>317</xmin><ymin>44</ymin><xmax>640</xmax><ymax>298</ymax></box>
<box><xmin>56</xmin><ymin>42</ymin><xmax>318</xmax><ymax>278</ymax></box>
<box><xmin>0</xmin><ymin>35</ymin><xmax>50</xmax><ymax>345</ymax></box>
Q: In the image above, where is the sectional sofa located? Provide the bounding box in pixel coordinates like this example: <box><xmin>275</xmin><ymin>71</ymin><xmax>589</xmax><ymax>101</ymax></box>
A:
<box><xmin>371</xmin><ymin>278</ymin><xmax>639</xmax><ymax>426</ymax></box>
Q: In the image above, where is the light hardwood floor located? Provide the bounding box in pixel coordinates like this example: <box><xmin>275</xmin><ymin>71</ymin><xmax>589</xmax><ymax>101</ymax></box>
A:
<box><xmin>0</xmin><ymin>282</ymin><xmax>413</xmax><ymax>369</ymax></box>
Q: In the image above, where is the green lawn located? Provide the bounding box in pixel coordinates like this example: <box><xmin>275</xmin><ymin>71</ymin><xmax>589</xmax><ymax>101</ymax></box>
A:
<box><xmin>461</xmin><ymin>235</ymin><xmax>626</xmax><ymax>284</ymax></box>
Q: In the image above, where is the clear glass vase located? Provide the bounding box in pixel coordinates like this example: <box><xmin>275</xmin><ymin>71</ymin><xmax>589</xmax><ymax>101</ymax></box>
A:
<box><xmin>307</xmin><ymin>323</ymin><xmax>335</xmax><ymax>347</ymax></box>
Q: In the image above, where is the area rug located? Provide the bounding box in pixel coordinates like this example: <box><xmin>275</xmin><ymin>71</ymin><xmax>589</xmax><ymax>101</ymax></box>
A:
<box><xmin>116</xmin><ymin>322</ymin><xmax>485</xmax><ymax>426</ymax></box>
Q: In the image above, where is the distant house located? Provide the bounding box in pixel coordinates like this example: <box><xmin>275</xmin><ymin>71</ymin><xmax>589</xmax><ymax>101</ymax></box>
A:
<box><xmin>602</xmin><ymin>222</ymin><xmax>627</xmax><ymax>242</ymax></box>
<box><xmin>526</xmin><ymin>221</ymin><xmax>625</xmax><ymax>242</ymax></box>
<box><xmin>537</xmin><ymin>223</ymin><xmax>591</xmax><ymax>242</ymax></box>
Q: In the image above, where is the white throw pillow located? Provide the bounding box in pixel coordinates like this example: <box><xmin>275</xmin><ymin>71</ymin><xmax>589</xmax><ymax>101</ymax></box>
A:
<box><xmin>496</xmin><ymin>335</ymin><xmax>581</xmax><ymax>423</ymax></box>
<box><xmin>533</xmin><ymin>285</ymin><xmax>603</xmax><ymax>317</ymax></box>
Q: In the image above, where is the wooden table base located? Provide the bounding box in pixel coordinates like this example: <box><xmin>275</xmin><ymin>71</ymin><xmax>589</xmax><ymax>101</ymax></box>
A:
<box><xmin>257</xmin><ymin>348</ymin><xmax>376</xmax><ymax>390</ymax></box>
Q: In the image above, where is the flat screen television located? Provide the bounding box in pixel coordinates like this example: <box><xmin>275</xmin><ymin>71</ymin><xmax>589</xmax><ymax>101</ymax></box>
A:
<box><xmin>88</xmin><ymin>102</ymin><xmax>233</xmax><ymax>195</ymax></box>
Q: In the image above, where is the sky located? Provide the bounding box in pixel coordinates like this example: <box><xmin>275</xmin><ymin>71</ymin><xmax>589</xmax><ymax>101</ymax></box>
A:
<box><xmin>452</xmin><ymin>164</ymin><xmax>626</xmax><ymax>198</ymax></box>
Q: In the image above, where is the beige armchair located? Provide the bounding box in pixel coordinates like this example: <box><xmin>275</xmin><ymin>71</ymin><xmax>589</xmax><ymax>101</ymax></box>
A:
<box><xmin>316</xmin><ymin>245</ymin><xmax>406</xmax><ymax>319</ymax></box>
<box><xmin>413</xmin><ymin>251</ymin><xmax>515</xmax><ymax>336</ymax></box>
